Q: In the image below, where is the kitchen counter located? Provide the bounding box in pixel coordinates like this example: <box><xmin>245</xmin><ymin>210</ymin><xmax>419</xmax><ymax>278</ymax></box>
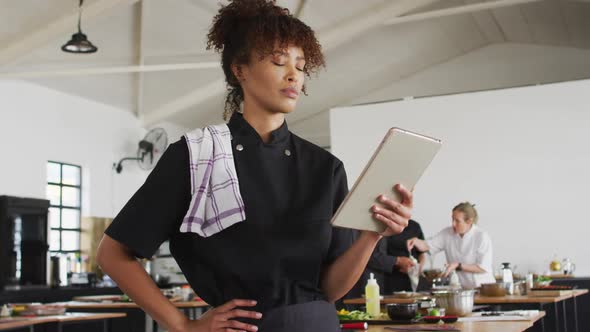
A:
<box><xmin>475</xmin><ymin>289</ymin><xmax>587</xmax><ymax>304</ymax></box>
<box><xmin>343</xmin><ymin>289</ymin><xmax>588</xmax><ymax>305</ymax></box>
<box><xmin>55</xmin><ymin>299</ymin><xmax>209</xmax><ymax>332</ymax></box>
<box><xmin>59</xmin><ymin>299</ymin><xmax>209</xmax><ymax>309</ymax></box>
<box><xmin>0</xmin><ymin>312</ymin><xmax>126</xmax><ymax>331</ymax></box>
<box><xmin>345</xmin><ymin>290</ymin><xmax>587</xmax><ymax>332</ymax></box>
<box><xmin>366</xmin><ymin>311</ymin><xmax>545</xmax><ymax>332</ymax></box>
<box><xmin>0</xmin><ymin>286</ymin><xmax>123</xmax><ymax>304</ymax></box>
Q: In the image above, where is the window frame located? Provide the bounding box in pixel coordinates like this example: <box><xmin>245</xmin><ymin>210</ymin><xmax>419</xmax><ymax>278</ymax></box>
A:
<box><xmin>47</xmin><ymin>161</ymin><xmax>82</xmax><ymax>254</ymax></box>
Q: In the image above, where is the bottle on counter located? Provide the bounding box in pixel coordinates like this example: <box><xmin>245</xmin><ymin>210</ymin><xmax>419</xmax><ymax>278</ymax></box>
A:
<box><xmin>501</xmin><ymin>262</ymin><xmax>514</xmax><ymax>294</ymax></box>
<box><xmin>365</xmin><ymin>273</ymin><xmax>381</xmax><ymax>317</ymax></box>
<box><xmin>0</xmin><ymin>305</ymin><xmax>10</xmax><ymax>317</ymax></box>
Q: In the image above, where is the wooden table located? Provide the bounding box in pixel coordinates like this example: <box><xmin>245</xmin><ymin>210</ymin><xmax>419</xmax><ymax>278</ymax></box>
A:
<box><xmin>364</xmin><ymin>311</ymin><xmax>545</xmax><ymax>332</ymax></box>
<box><xmin>475</xmin><ymin>289</ymin><xmax>588</xmax><ymax>304</ymax></box>
<box><xmin>343</xmin><ymin>289</ymin><xmax>588</xmax><ymax>305</ymax></box>
<box><xmin>345</xmin><ymin>290</ymin><xmax>587</xmax><ymax>332</ymax></box>
<box><xmin>0</xmin><ymin>312</ymin><xmax>126</xmax><ymax>332</ymax></box>
<box><xmin>475</xmin><ymin>289</ymin><xmax>588</xmax><ymax>332</ymax></box>
<box><xmin>60</xmin><ymin>300</ymin><xmax>210</xmax><ymax>332</ymax></box>
<box><xmin>61</xmin><ymin>299</ymin><xmax>210</xmax><ymax>321</ymax></box>
<box><xmin>61</xmin><ymin>300</ymin><xmax>210</xmax><ymax>309</ymax></box>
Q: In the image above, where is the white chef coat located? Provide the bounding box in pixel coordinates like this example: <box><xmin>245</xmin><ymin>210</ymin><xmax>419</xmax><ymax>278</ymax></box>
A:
<box><xmin>426</xmin><ymin>225</ymin><xmax>496</xmax><ymax>288</ymax></box>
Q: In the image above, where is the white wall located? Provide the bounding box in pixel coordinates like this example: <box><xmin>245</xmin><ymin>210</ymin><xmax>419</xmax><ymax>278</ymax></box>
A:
<box><xmin>0</xmin><ymin>80</ymin><xmax>188</xmax><ymax>218</ymax></box>
<box><xmin>292</xmin><ymin>43</ymin><xmax>590</xmax><ymax>148</ymax></box>
<box><xmin>331</xmin><ymin>79</ymin><xmax>590</xmax><ymax>277</ymax></box>
<box><xmin>289</xmin><ymin>110</ymin><xmax>331</xmax><ymax>148</ymax></box>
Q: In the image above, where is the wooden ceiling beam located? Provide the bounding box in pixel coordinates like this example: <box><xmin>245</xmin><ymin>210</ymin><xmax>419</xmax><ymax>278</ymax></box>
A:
<box><xmin>0</xmin><ymin>0</ymin><xmax>140</xmax><ymax>65</ymax></box>
<box><xmin>141</xmin><ymin>0</ymin><xmax>439</xmax><ymax>126</ymax></box>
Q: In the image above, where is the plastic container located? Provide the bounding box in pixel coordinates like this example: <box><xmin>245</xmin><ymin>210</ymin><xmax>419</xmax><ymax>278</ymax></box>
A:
<box><xmin>365</xmin><ymin>273</ymin><xmax>381</xmax><ymax>317</ymax></box>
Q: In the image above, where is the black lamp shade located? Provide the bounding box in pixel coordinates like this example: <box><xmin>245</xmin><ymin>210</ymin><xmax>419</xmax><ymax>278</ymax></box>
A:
<box><xmin>61</xmin><ymin>32</ymin><xmax>98</xmax><ymax>54</ymax></box>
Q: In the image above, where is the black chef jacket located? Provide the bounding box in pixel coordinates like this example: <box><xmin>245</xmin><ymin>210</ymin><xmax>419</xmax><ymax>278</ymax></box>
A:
<box><xmin>383</xmin><ymin>219</ymin><xmax>427</xmax><ymax>292</ymax></box>
<box><xmin>105</xmin><ymin>112</ymin><xmax>354</xmax><ymax>320</ymax></box>
<box><xmin>348</xmin><ymin>220</ymin><xmax>426</xmax><ymax>297</ymax></box>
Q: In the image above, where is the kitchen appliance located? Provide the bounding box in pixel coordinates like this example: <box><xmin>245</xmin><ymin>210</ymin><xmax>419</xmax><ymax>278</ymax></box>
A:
<box><xmin>68</xmin><ymin>272</ymin><xmax>97</xmax><ymax>287</ymax></box>
<box><xmin>150</xmin><ymin>241</ymin><xmax>187</xmax><ymax>285</ymax></box>
<box><xmin>431</xmin><ymin>289</ymin><xmax>476</xmax><ymax>316</ymax></box>
<box><xmin>114</xmin><ymin>127</ymin><xmax>168</xmax><ymax>173</ymax></box>
<box><xmin>49</xmin><ymin>256</ymin><xmax>61</xmax><ymax>288</ymax></box>
<box><xmin>0</xmin><ymin>196</ymin><xmax>50</xmax><ymax>289</ymax></box>
<box><xmin>151</xmin><ymin>257</ymin><xmax>187</xmax><ymax>285</ymax></box>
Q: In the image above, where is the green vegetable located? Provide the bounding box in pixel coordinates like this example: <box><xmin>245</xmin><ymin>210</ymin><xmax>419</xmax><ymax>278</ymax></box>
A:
<box><xmin>339</xmin><ymin>310</ymin><xmax>373</xmax><ymax>321</ymax></box>
<box><xmin>350</xmin><ymin>310</ymin><xmax>372</xmax><ymax>320</ymax></box>
<box><xmin>536</xmin><ymin>276</ymin><xmax>552</xmax><ymax>283</ymax></box>
<box><xmin>428</xmin><ymin>308</ymin><xmax>440</xmax><ymax>317</ymax></box>
<box><xmin>120</xmin><ymin>294</ymin><xmax>130</xmax><ymax>302</ymax></box>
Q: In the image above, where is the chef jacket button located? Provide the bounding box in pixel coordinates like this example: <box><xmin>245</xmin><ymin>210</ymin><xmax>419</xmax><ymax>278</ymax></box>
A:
<box><xmin>236</xmin><ymin>144</ymin><xmax>244</xmax><ymax>151</ymax></box>
<box><xmin>284</xmin><ymin>149</ymin><xmax>291</xmax><ymax>156</ymax></box>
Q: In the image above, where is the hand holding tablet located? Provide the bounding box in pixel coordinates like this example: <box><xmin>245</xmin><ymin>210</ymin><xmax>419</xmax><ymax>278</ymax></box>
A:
<box><xmin>331</xmin><ymin>128</ymin><xmax>442</xmax><ymax>234</ymax></box>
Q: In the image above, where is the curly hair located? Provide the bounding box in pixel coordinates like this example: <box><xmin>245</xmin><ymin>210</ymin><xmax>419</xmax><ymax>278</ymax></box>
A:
<box><xmin>207</xmin><ymin>0</ymin><xmax>325</xmax><ymax>120</ymax></box>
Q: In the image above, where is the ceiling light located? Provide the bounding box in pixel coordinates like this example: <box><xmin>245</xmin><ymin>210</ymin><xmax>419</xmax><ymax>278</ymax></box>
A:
<box><xmin>61</xmin><ymin>0</ymin><xmax>98</xmax><ymax>54</ymax></box>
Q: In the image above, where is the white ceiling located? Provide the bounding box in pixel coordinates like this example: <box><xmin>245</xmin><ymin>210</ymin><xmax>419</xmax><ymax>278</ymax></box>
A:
<box><xmin>1</xmin><ymin>0</ymin><xmax>589</xmax><ymax>132</ymax></box>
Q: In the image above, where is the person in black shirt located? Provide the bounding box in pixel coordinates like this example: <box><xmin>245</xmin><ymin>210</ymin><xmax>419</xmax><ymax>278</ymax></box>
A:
<box><xmin>96</xmin><ymin>1</ymin><xmax>414</xmax><ymax>332</ymax></box>
<box><xmin>376</xmin><ymin>220</ymin><xmax>428</xmax><ymax>293</ymax></box>
<box><xmin>348</xmin><ymin>220</ymin><xmax>427</xmax><ymax>300</ymax></box>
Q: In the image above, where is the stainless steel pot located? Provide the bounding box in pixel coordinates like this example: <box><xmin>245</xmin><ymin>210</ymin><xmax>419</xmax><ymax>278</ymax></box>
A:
<box><xmin>431</xmin><ymin>289</ymin><xmax>476</xmax><ymax>316</ymax></box>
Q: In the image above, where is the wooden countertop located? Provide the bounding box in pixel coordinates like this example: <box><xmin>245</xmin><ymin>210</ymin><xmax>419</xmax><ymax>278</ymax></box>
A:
<box><xmin>535</xmin><ymin>274</ymin><xmax>577</xmax><ymax>279</ymax></box>
<box><xmin>0</xmin><ymin>312</ymin><xmax>126</xmax><ymax>331</ymax></box>
<box><xmin>476</xmin><ymin>288</ymin><xmax>588</xmax><ymax>304</ymax></box>
<box><xmin>344</xmin><ymin>289</ymin><xmax>588</xmax><ymax>305</ymax></box>
<box><xmin>60</xmin><ymin>300</ymin><xmax>210</xmax><ymax>309</ymax></box>
<box><xmin>1</xmin><ymin>309</ymin><xmax>546</xmax><ymax>332</ymax></box>
<box><xmin>366</xmin><ymin>311</ymin><xmax>545</xmax><ymax>332</ymax></box>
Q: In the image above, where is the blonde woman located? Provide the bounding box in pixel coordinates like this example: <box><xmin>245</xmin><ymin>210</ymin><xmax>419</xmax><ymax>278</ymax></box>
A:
<box><xmin>407</xmin><ymin>202</ymin><xmax>495</xmax><ymax>289</ymax></box>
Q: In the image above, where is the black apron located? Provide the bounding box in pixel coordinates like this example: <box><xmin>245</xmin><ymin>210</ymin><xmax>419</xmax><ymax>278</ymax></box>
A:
<box><xmin>258</xmin><ymin>300</ymin><xmax>341</xmax><ymax>332</ymax></box>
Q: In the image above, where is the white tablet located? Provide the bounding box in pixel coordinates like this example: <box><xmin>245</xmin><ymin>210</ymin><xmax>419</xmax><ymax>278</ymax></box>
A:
<box><xmin>331</xmin><ymin>128</ymin><xmax>441</xmax><ymax>233</ymax></box>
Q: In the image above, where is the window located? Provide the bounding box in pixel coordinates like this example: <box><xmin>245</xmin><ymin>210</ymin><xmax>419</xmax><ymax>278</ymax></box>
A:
<box><xmin>46</xmin><ymin>161</ymin><xmax>82</xmax><ymax>254</ymax></box>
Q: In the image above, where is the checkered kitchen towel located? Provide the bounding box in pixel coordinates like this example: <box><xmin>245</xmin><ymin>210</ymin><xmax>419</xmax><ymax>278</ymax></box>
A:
<box><xmin>180</xmin><ymin>124</ymin><xmax>245</xmax><ymax>237</ymax></box>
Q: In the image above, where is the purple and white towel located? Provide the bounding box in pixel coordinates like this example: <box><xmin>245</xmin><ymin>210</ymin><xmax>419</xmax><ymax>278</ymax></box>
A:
<box><xmin>180</xmin><ymin>124</ymin><xmax>245</xmax><ymax>237</ymax></box>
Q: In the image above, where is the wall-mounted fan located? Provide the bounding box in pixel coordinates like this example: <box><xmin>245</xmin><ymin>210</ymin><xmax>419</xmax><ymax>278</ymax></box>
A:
<box><xmin>114</xmin><ymin>128</ymin><xmax>168</xmax><ymax>173</ymax></box>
